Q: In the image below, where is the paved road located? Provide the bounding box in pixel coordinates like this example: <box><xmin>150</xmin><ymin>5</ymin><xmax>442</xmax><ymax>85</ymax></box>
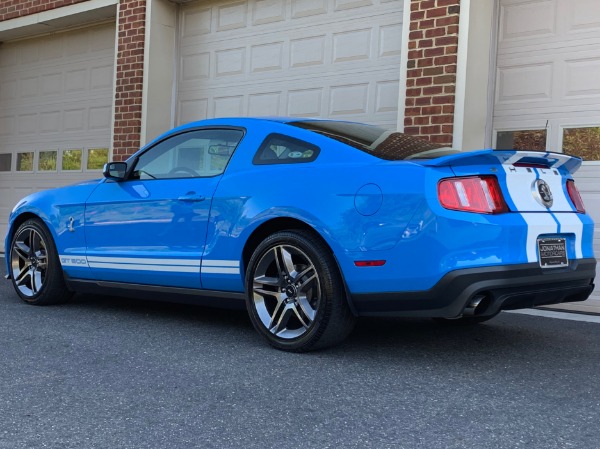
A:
<box><xmin>1</xmin><ymin>258</ymin><xmax>599</xmax><ymax>449</ymax></box>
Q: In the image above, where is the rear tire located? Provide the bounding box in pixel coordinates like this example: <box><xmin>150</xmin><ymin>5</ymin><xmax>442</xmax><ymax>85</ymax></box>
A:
<box><xmin>9</xmin><ymin>218</ymin><xmax>72</xmax><ymax>305</ymax></box>
<box><xmin>245</xmin><ymin>230</ymin><xmax>355</xmax><ymax>352</ymax></box>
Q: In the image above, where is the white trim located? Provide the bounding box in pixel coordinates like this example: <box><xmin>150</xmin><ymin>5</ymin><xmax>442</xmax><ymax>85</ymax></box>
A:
<box><xmin>396</xmin><ymin>0</ymin><xmax>412</xmax><ymax>132</ymax></box>
<box><xmin>202</xmin><ymin>260</ymin><xmax>240</xmax><ymax>267</ymax></box>
<box><xmin>484</xmin><ymin>0</ymin><xmax>501</xmax><ymax>149</ymax></box>
<box><xmin>140</xmin><ymin>0</ymin><xmax>153</xmax><ymax>148</ymax></box>
<box><xmin>0</xmin><ymin>0</ymin><xmax>118</xmax><ymax>40</ymax></box>
<box><xmin>200</xmin><ymin>267</ymin><xmax>240</xmax><ymax>275</ymax></box>
<box><xmin>452</xmin><ymin>0</ymin><xmax>470</xmax><ymax>150</ymax></box>
<box><xmin>109</xmin><ymin>2</ymin><xmax>120</xmax><ymax>162</ymax></box>
<box><xmin>86</xmin><ymin>256</ymin><xmax>201</xmax><ymax>266</ymax></box>
<box><xmin>88</xmin><ymin>262</ymin><xmax>199</xmax><ymax>273</ymax></box>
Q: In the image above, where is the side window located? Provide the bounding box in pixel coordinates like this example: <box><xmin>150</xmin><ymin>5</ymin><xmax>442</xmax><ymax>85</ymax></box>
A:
<box><xmin>133</xmin><ymin>128</ymin><xmax>244</xmax><ymax>180</ymax></box>
<box><xmin>253</xmin><ymin>133</ymin><xmax>320</xmax><ymax>165</ymax></box>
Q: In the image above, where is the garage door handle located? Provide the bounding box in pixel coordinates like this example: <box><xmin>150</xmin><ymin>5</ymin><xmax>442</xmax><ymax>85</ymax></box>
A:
<box><xmin>177</xmin><ymin>194</ymin><xmax>205</xmax><ymax>203</ymax></box>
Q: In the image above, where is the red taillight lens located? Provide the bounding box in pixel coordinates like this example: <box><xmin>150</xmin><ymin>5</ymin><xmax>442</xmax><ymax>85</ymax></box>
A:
<box><xmin>438</xmin><ymin>176</ymin><xmax>508</xmax><ymax>214</ymax></box>
<box><xmin>566</xmin><ymin>180</ymin><xmax>585</xmax><ymax>213</ymax></box>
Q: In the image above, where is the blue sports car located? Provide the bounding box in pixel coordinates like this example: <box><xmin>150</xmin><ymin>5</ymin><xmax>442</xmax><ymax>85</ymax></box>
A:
<box><xmin>4</xmin><ymin>118</ymin><xmax>596</xmax><ymax>351</ymax></box>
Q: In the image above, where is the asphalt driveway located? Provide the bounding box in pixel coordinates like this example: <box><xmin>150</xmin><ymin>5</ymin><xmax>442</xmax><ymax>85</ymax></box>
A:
<box><xmin>1</xmin><ymin>257</ymin><xmax>599</xmax><ymax>449</ymax></box>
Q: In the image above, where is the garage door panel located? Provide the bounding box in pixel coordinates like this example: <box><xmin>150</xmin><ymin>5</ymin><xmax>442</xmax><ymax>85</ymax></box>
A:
<box><xmin>177</xmin><ymin>0</ymin><xmax>401</xmax><ymax>128</ymax></box>
<box><xmin>177</xmin><ymin>67</ymin><xmax>400</xmax><ymax>125</ymax></box>
<box><xmin>0</xmin><ymin>23</ymin><xmax>115</xmax><ymax>253</ymax></box>
<box><xmin>498</xmin><ymin>0</ymin><xmax>600</xmax><ymax>53</ymax></box>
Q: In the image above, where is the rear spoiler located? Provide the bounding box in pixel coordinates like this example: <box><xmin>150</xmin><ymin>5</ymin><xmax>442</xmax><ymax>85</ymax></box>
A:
<box><xmin>420</xmin><ymin>150</ymin><xmax>583</xmax><ymax>175</ymax></box>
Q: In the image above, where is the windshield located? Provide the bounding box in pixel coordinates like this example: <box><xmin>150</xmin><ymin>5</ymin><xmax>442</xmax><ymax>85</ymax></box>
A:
<box><xmin>289</xmin><ymin>120</ymin><xmax>458</xmax><ymax>160</ymax></box>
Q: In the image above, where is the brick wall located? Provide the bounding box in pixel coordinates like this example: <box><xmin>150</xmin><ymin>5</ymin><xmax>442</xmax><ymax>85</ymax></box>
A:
<box><xmin>112</xmin><ymin>0</ymin><xmax>146</xmax><ymax>162</ymax></box>
<box><xmin>0</xmin><ymin>0</ymin><xmax>87</xmax><ymax>21</ymax></box>
<box><xmin>404</xmin><ymin>0</ymin><xmax>460</xmax><ymax>146</ymax></box>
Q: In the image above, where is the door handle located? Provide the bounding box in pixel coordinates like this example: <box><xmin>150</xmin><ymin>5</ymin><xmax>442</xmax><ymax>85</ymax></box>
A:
<box><xmin>177</xmin><ymin>193</ymin><xmax>205</xmax><ymax>203</ymax></box>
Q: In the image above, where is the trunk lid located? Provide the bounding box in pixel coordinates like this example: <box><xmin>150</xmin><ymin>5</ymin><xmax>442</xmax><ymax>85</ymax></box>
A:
<box><xmin>418</xmin><ymin>149</ymin><xmax>582</xmax><ymax>213</ymax></box>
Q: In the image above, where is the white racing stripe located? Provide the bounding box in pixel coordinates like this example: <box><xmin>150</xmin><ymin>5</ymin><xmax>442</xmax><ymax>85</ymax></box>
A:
<box><xmin>86</xmin><ymin>256</ymin><xmax>200</xmax><ymax>266</ymax></box>
<box><xmin>520</xmin><ymin>213</ymin><xmax>558</xmax><ymax>263</ymax></box>
<box><xmin>553</xmin><ymin>213</ymin><xmax>584</xmax><ymax>259</ymax></box>
<box><xmin>59</xmin><ymin>255</ymin><xmax>240</xmax><ymax>275</ymax></box>
<box><xmin>87</xmin><ymin>262</ymin><xmax>199</xmax><ymax>273</ymax></box>
<box><xmin>201</xmin><ymin>259</ymin><xmax>240</xmax><ymax>275</ymax></box>
<box><xmin>501</xmin><ymin>156</ymin><xmax>584</xmax><ymax>264</ymax></box>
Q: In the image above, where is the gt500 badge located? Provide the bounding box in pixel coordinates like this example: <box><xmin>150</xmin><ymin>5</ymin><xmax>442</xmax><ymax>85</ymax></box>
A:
<box><xmin>60</xmin><ymin>256</ymin><xmax>88</xmax><ymax>267</ymax></box>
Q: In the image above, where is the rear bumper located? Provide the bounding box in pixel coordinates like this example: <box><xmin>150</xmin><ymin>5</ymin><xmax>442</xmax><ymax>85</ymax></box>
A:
<box><xmin>351</xmin><ymin>258</ymin><xmax>596</xmax><ymax>318</ymax></box>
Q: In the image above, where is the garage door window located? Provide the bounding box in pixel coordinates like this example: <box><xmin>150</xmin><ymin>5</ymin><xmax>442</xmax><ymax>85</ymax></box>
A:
<box><xmin>87</xmin><ymin>148</ymin><xmax>109</xmax><ymax>170</ymax></box>
<box><xmin>62</xmin><ymin>149</ymin><xmax>82</xmax><ymax>171</ymax></box>
<box><xmin>495</xmin><ymin>130</ymin><xmax>547</xmax><ymax>151</ymax></box>
<box><xmin>562</xmin><ymin>127</ymin><xmax>600</xmax><ymax>161</ymax></box>
<box><xmin>0</xmin><ymin>154</ymin><xmax>11</xmax><ymax>171</ymax></box>
<box><xmin>39</xmin><ymin>151</ymin><xmax>58</xmax><ymax>171</ymax></box>
<box><xmin>16</xmin><ymin>152</ymin><xmax>34</xmax><ymax>172</ymax></box>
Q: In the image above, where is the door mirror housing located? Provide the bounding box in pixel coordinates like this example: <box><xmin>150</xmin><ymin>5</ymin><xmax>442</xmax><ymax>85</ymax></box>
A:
<box><xmin>103</xmin><ymin>162</ymin><xmax>128</xmax><ymax>181</ymax></box>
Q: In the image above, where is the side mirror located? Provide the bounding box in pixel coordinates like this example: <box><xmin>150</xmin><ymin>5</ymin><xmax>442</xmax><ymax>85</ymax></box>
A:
<box><xmin>103</xmin><ymin>162</ymin><xmax>127</xmax><ymax>181</ymax></box>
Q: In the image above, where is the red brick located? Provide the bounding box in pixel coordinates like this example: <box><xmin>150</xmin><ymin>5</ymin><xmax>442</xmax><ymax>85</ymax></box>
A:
<box><xmin>431</xmin><ymin>115</ymin><xmax>454</xmax><ymax>124</ymax></box>
<box><xmin>436</xmin><ymin>16</ymin><xmax>459</xmax><ymax>27</ymax></box>
<box><xmin>436</xmin><ymin>35</ymin><xmax>459</xmax><ymax>46</ymax></box>
<box><xmin>426</xmin><ymin>7</ymin><xmax>449</xmax><ymax>18</ymax></box>
<box><xmin>424</xmin><ymin>47</ymin><xmax>445</xmax><ymax>57</ymax></box>
<box><xmin>415</xmin><ymin>96</ymin><xmax>432</xmax><ymax>106</ymax></box>
<box><xmin>433</xmin><ymin>75</ymin><xmax>456</xmax><ymax>85</ymax></box>
<box><xmin>437</xmin><ymin>0</ymin><xmax>459</xmax><ymax>6</ymax></box>
<box><xmin>423</xmin><ymin>85</ymin><xmax>444</xmax><ymax>95</ymax></box>
<box><xmin>415</xmin><ymin>77</ymin><xmax>433</xmax><ymax>87</ymax></box>
<box><xmin>425</xmin><ymin>27</ymin><xmax>446</xmax><ymax>38</ymax></box>
<box><xmin>418</xmin><ymin>19</ymin><xmax>435</xmax><ymax>29</ymax></box>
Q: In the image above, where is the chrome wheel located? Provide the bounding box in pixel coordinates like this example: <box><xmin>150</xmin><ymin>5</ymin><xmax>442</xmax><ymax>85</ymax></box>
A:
<box><xmin>252</xmin><ymin>244</ymin><xmax>320</xmax><ymax>339</ymax></box>
<box><xmin>11</xmin><ymin>226</ymin><xmax>48</xmax><ymax>297</ymax></box>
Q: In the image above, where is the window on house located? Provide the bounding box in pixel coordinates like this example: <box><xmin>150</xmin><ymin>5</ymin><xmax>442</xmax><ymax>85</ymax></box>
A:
<box><xmin>495</xmin><ymin>129</ymin><xmax>547</xmax><ymax>151</ymax></box>
<box><xmin>87</xmin><ymin>148</ymin><xmax>109</xmax><ymax>170</ymax></box>
<box><xmin>62</xmin><ymin>149</ymin><xmax>82</xmax><ymax>170</ymax></box>
<box><xmin>562</xmin><ymin>127</ymin><xmax>600</xmax><ymax>161</ymax></box>
<box><xmin>16</xmin><ymin>152</ymin><xmax>34</xmax><ymax>171</ymax></box>
<box><xmin>39</xmin><ymin>150</ymin><xmax>58</xmax><ymax>171</ymax></box>
<box><xmin>0</xmin><ymin>154</ymin><xmax>11</xmax><ymax>171</ymax></box>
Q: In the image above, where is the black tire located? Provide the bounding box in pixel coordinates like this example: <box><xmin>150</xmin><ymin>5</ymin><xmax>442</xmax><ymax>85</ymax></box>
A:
<box><xmin>9</xmin><ymin>218</ymin><xmax>72</xmax><ymax>305</ymax></box>
<box><xmin>245</xmin><ymin>230</ymin><xmax>356</xmax><ymax>352</ymax></box>
<box><xmin>433</xmin><ymin>313</ymin><xmax>500</xmax><ymax>326</ymax></box>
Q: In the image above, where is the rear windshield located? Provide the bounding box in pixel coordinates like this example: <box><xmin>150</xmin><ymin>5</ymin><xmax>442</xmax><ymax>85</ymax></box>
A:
<box><xmin>289</xmin><ymin>120</ymin><xmax>458</xmax><ymax>160</ymax></box>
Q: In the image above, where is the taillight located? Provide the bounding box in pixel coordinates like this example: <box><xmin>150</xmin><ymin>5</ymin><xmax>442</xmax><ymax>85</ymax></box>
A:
<box><xmin>438</xmin><ymin>176</ymin><xmax>508</xmax><ymax>214</ymax></box>
<box><xmin>566</xmin><ymin>180</ymin><xmax>585</xmax><ymax>213</ymax></box>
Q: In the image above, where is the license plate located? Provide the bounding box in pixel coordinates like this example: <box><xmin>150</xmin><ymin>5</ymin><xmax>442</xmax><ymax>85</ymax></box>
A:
<box><xmin>537</xmin><ymin>238</ymin><xmax>568</xmax><ymax>268</ymax></box>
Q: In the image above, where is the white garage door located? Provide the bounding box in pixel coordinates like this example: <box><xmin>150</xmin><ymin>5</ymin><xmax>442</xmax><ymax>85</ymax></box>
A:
<box><xmin>492</xmin><ymin>0</ymin><xmax>600</xmax><ymax>312</ymax></box>
<box><xmin>176</xmin><ymin>0</ymin><xmax>403</xmax><ymax>129</ymax></box>
<box><xmin>0</xmin><ymin>23</ymin><xmax>115</xmax><ymax>252</ymax></box>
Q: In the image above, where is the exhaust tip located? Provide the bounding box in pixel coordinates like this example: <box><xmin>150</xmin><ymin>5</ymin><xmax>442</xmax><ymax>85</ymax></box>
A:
<box><xmin>463</xmin><ymin>294</ymin><xmax>491</xmax><ymax>316</ymax></box>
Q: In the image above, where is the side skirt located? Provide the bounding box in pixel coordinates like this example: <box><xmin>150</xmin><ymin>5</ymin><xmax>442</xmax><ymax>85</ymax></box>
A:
<box><xmin>65</xmin><ymin>277</ymin><xmax>247</xmax><ymax>310</ymax></box>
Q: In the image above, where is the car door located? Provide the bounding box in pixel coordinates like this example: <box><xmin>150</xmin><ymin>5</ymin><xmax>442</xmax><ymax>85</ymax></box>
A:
<box><xmin>84</xmin><ymin>128</ymin><xmax>244</xmax><ymax>288</ymax></box>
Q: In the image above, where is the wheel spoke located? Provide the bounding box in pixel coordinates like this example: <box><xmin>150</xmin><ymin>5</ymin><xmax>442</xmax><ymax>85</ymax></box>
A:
<box><xmin>296</xmin><ymin>294</ymin><xmax>317</xmax><ymax>322</ymax></box>
<box><xmin>297</xmin><ymin>272</ymin><xmax>317</xmax><ymax>293</ymax></box>
<box><xmin>271</xmin><ymin>304</ymin><xmax>294</xmax><ymax>336</ymax></box>
<box><xmin>14</xmin><ymin>242</ymin><xmax>30</xmax><ymax>260</ymax></box>
<box><xmin>275</xmin><ymin>246</ymin><xmax>295</xmax><ymax>278</ymax></box>
<box><xmin>15</xmin><ymin>266</ymin><xmax>30</xmax><ymax>286</ymax></box>
<box><xmin>292</xmin><ymin>303</ymin><xmax>310</xmax><ymax>329</ymax></box>
<box><xmin>31</xmin><ymin>269</ymin><xmax>42</xmax><ymax>294</ymax></box>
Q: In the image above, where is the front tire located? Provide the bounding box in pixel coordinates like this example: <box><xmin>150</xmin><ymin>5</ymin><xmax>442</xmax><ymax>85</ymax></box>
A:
<box><xmin>245</xmin><ymin>230</ymin><xmax>355</xmax><ymax>352</ymax></box>
<box><xmin>10</xmin><ymin>218</ymin><xmax>72</xmax><ymax>305</ymax></box>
